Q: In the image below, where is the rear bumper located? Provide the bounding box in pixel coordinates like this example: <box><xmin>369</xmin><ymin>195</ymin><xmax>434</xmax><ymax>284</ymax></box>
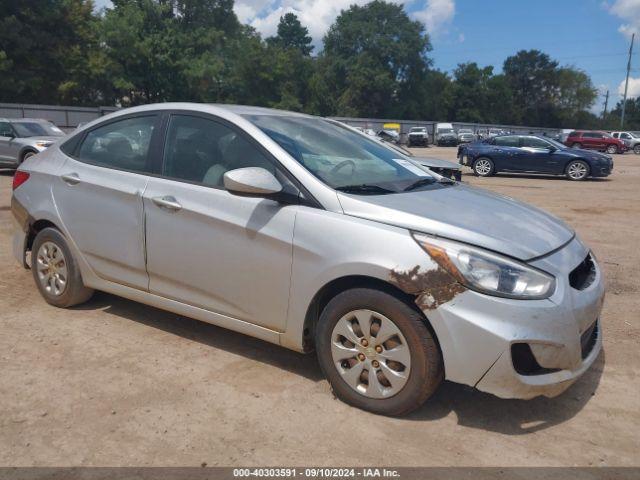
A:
<box><xmin>11</xmin><ymin>195</ymin><xmax>29</xmax><ymax>268</ymax></box>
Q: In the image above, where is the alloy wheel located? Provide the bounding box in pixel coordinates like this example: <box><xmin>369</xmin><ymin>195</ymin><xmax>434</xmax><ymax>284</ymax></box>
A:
<box><xmin>474</xmin><ymin>159</ymin><xmax>492</xmax><ymax>176</ymax></box>
<box><xmin>567</xmin><ymin>162</ymin><xmax>588</xmax><ymax>180</ymax></box>
<box><xmin>606</xmin><ymin>145</ymin><xmax>617</xmax><ymax>154</ymax></box>
<box><xmin>330</xmin><ymin>309</ymin><xmax>411</xmax><ymax>399</ymax></box>
<box><xmin>36</xmin><ymin>241</ymin><xmax>68</xmax><ymax>297</ymax></box>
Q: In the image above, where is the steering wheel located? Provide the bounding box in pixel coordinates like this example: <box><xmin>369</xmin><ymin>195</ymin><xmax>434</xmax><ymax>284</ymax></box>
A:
<box><xmin>330</xmin><ymin>159</ymin><xmax>356</xmax><ymax>175</ymax></box>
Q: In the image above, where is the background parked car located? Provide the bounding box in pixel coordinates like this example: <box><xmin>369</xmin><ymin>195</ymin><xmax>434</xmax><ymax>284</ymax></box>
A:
<box><xmin>0</xmin><ymin>118</ymin><xmax>65</xmax><ymax>167</ymax></box>
<box><xmin>435</xmin><ymin>123</ymin><xmax>457</xmax><ymax>146</ymax></box>
<box><xmin>377</xmin><ymin>129</ymin><xmax>400</xmax><ymax>144</ymax></box>
<box><xmin>407</xmin><ymin>126</ymin><xmax>429</xmax><ymax>146</ymax></box>
<box><xmin>610</xmin><ymin>131</ymin><xmax>640</xmax><ymax>154</ymax></box>
<box><xmin>457</xmin><ymin>128</ymin><xmax>475</xmax><ymax>144</ymax></box>
<box><xmin>565</xmin><ymin>130</ymin><xmax>627</xmax><ymax>154</ymax></box>
<box><xmin>458</xmin><ymin>134</ymin><xmax>613</xmax><ymax>180</ymax></box>
<box><xmin>375</xmin><ymin>134</ymin><xmax>462</xmax><ymax>180</ymax></box>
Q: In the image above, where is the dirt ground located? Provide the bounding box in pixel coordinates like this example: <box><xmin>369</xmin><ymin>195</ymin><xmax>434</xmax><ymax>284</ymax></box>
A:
<box><xmin>1</xmin><ymin>147</ymin><xmax>639</xmax><ymax>467</ymax></box>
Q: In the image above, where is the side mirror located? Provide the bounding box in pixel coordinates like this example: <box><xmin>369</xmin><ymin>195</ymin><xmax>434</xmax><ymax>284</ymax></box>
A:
<box><xmin>223</xmin><ymin>167</ymin><xmax>283</xmax><ymax>197</ymax></box>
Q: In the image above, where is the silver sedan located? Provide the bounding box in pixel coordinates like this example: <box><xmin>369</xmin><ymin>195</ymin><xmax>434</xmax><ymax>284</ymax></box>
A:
<box><xmin>11</xmin><ymin>103</ymin><xmax>604</xmax><ymax>415</ymax></box>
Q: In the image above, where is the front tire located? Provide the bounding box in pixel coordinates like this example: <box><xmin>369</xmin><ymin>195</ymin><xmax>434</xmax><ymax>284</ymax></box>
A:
<box><xmin>316</xmin><ymin>288</ymin><xmax>443</xmax><ymax>416</ymax></box>
<box><xmin>472</xmin><ymin>157</ymin><xmax>495</xmax><ymax>177</ymax></box>
<box><xmin>633</xmin><ymin>144</ymin><xmax>640</xmax><ymax>155</ymax></box>
<box><xmin>566</xmin><ymin>160</ymin><xmax>590</xmax><ymax>181</ymax></box>
<box><xmin>572</xmin><ymin>142</ymin><xmax>582</xmax><ymax>149</ymax></box>
<box><xmin>31</xmin><ymin>227</ymin><xmax>94</xmax><ymax>307</ymax></box>
<box><xmin>606</xmin><ymin>145</ymin><xmax>618</xmax><ymax>155</ymax></box>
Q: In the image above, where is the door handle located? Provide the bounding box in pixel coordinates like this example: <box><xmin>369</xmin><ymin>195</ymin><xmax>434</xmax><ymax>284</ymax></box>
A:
<box><xmin>152</xmin><ymin>195</ymin><xmax>182</xmax><ymax>212</ymax></box>
<box><xmin>61</xmin><ymin>173</ymin><xmax>81</xmax><ymax>185</ymax></box>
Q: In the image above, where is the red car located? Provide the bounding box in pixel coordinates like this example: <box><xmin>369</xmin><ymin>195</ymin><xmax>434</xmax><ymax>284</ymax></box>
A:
<box><xmin>564</xmin><ymin>130</ymin><xmax>627</xmax><ymax>154</ymax></box>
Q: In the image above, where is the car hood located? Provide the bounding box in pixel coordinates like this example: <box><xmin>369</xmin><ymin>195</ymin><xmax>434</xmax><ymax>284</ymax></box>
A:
<box><xmin>23</xmin><ymin>136</ymin><xmax>63</xmax><ymax>144</ymax></box>
<box><xmin>337</xmin><ymin>183</ymin><xmax>574</xmax><ymax>261</ymax></box>
<box><xmin>566</xmin><ymin>148</ymin><xmax>611</xmax><ymax>162</ymax></box>
<box><xmin>411</xmin><ymin>156</ymin><xmax>461</xmax><ymax>170</ymax></box>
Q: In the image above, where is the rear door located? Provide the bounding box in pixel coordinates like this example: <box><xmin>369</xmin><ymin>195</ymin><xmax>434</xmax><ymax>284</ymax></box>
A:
<box><xmin>582</xmin><ymin>132</ymin><xmax>604</xmax><ymax>150</ymax></box>
<box><xmin>52</xmin><ymin>114</ymin><xmax>161</xmax><ymax>290</ymax></box>
<box><xmin>491</xmin><ymin>135</ymin><xmax>521</xmax><ymax>170</ymax></box>
<box><xmin>143</xmin><ymin>112</ymin><xmax>298</xmax><ymax>332</ymax></box>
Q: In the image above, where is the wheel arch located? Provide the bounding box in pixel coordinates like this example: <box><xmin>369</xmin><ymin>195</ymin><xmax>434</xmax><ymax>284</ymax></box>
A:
<box><xmin>26</xmin><ymin>219</ymin><xmax>62</xmax><ymax>252</ymax></box>
<box><xmin>301</xmin><ymin>274</ymin><xmax>441</xmax><ymax>353</ymax></box>
<box><xmin>19</xmin><ymin>147</ymin><xmax>38</xmax><ymax>163</ymax></box>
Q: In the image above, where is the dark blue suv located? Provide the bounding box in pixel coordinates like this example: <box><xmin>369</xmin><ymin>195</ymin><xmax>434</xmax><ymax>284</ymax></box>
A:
<box><xmin>458</xmin><ymin>135</ymin><xmax>613</xmax><ymax>181</ymax></box>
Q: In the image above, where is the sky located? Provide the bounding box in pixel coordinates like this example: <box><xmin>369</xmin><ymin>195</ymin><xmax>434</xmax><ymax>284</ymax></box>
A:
<box><xmin>93</xmin><ymin>0</ymin><xmax>640</xmax><ymax>114</ymax></box>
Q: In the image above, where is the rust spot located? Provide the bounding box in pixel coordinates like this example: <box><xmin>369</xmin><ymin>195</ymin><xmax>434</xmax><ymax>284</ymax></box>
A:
<box><xmin>389</xmin><ymin>265</ymin><xmax>466</xmax><ymax>310</ymax></box>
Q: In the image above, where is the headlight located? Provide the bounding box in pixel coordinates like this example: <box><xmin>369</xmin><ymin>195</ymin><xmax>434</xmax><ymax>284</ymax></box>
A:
<box><xmin>412</xmin><ymin>233</ymin><xmax>556</xmax><ymax>299</ymax></box>
<box><xmin>35</xmin><ymin>141</ymin><xmax>53</xmax><ymax>148</ymax></box>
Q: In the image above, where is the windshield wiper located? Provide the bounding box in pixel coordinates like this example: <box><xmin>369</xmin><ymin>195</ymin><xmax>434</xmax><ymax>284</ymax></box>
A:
<box><xmin>336</xmin><ymin>184</ymin><xmax>395</xmax><ymax>194</ymax></box>
<box><xmin>403</xmin><ymin>178</ymin><xmax>438</xmax><ymax>191</ymax></box>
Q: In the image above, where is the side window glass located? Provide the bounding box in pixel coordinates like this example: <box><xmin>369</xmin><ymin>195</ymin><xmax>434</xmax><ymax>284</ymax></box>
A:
<box><xmin>494</xmin><ymin>136</ymin><xmax>519</xmax><ymax>147</ymax></box>
<box><xmin>0</xmin><ymin>122</ymin><xmax>13</xmax><ymax>137</ymax></box>
<box><xmin>77</xmin><ymin>116</ymin><xmax>156</xmax><ymax>173</ymax></box>
<box><xmin>162</xmin><ymin>115</ymin><xmax>275</xmax><ymax>188</ymax></box>
<box><xmin>521</xmin><ymin>137</ymin><xmax>549</xmax><ymax>148</ymax></box>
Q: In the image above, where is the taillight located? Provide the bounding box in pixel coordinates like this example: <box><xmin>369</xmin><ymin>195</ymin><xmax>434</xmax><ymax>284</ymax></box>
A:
<box><xmin>12</xmin><ymin>171</ymin><xmax>30</xmax><ymax>190</ymax></box>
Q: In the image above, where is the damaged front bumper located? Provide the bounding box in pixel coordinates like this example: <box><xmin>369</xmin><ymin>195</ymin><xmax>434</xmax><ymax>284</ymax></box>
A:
<box><xmin>424</xmin><ymin>236</ymin><xmax>605</xmax><ymax>400</ymax></box>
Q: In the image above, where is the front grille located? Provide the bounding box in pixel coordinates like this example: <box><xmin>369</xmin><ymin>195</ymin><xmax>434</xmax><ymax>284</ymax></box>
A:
<box><xmin>569</xmin><ymin>253</ymin><xmax>596</xmax><ymax>291</ymax></box>
<box><xmin>580</xmin><ymin>321</ymin><xmax>598</xmax><ymax>360</ymax></box>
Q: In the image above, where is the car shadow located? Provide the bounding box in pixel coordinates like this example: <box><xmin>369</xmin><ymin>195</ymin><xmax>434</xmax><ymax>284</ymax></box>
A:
<box><xmin>462</xmin><ymin>171</ymin><xmax>611</xmax><ymax>182</ymax></box>
<box><xmin>72</xmin><ymin>291</ymin><xmax>325</xmax><ymax>382</ymax></box>
<box><xmin>74</xmin><ymin>291</ymin><xmax>603</xmax><ymax>433</ymax></box>
<box><xmin>405</xmin><ymin>350</ymin><xmax>604</xmax><ymax>434</ymax></box>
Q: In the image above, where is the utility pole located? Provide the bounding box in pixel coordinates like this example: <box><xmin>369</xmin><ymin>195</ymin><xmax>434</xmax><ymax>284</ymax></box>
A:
<box><xmin>603</xmin><ymin>89</ymin><xmax>609</xmax><ymax>118</ymax></box>
<box><xmin>621</xmin><ymin>32</ymin><xmax>635</xmax><ymax>128</ymax></box>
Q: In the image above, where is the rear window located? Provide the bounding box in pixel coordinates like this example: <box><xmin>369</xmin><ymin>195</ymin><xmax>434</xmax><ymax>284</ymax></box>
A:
<box><xmin>75</xmin><ymin>115</ymin><xmax>157</xmax><ymax>173</ymax></box>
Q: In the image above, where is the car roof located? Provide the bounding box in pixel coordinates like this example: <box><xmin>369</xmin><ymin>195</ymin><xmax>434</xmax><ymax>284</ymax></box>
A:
<box><xmin>212</xmin><ymin>104</ymin><xmax>312</xmax><ymax>118</ymax></box>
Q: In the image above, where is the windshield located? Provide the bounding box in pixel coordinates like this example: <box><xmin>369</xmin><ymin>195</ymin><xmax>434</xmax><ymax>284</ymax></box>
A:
<box><xmin>244</xmin><ymin>115</ymin><xmax>437</xmax><ymax>193</ymax></box>
<box><xmin>543</xmin><ymin>137</ymin><xmax>567</xmax><ymax>149</ymax></box>
<box><xmin>438</xmin><ymin>128</ymin><xmax>455</xmax><ymax>134</ymax></box>
<box><xmin>12</xmin><ymin>121</ymin><xmax>64</xmax><ymax>137</ymax></box>
<box><xmin>459</xmin><ymin>129</ymin><xmax>473</xmax><ymax>134</ymax></box>
<box><xmin>411</xmin><ymin>128</ymin><xmax>426</xmax><ymax>132</ymax></box>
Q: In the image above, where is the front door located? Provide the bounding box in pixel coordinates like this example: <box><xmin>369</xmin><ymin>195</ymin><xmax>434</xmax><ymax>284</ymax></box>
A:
<box><xmin>143</xmin><ymin>113</ymin><xmax>297</xmax><ymax>332</ymax></box>
<box><xmin>52</xmin><ymin>114</ymin><xmax>160</xmax><ymax>290</ymax></box>
<box><xmin>518</xmin><ymin>136</ymin><xmax>557</xmax><ymax>173</ymax></box>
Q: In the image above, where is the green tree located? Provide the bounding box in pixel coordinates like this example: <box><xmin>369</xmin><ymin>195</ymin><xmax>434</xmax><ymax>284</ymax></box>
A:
<box><xmin>267</xmin><ymin>13</ymin><xmax>313</xmax><ymax>56</ymax></box>
<box><xmin>314</xmin><ymin>0</ymin><xmax>431</xmax><ymax>117</ymax></box>
<box><xmin>0</xmin><ymin>0</ymin><xmax>99</xmax><ymax>105</ymax></box>
<box><xmin>502</xmin><ymin>50</ymin><xmax>596</xmax><ymax>127</ymax></box>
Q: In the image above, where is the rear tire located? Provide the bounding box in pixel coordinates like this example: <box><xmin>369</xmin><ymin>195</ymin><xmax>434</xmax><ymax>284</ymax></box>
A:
<box><xmin>316</xmin><ymin>288</ymin><xmax>443</xmax><ymax>416</ymax></box>
<box><xmin>565</xmin><ymin>160</ymin><xmax>590</xmax><ymax>181</ymax></box>
<box><xmin>31</xmin><ymin>227</ymin><xmax>94</xmax><ymax>308</ymax></box>
<box><xmin>472</xmin><ymin>157</ymin><xmax>495</xmax><ymax>177</ymax></box>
